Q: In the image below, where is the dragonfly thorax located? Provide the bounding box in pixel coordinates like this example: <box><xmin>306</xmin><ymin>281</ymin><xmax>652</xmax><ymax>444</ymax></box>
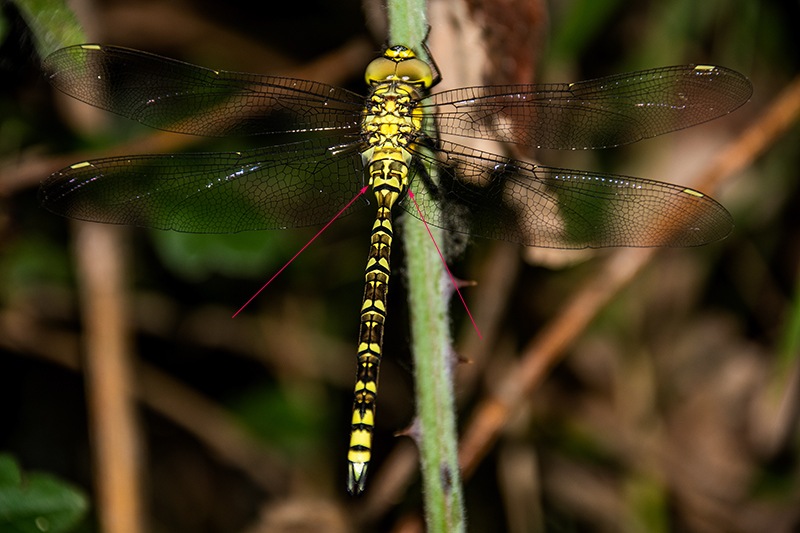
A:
<box><xmin>363</xmin><ymin>84</ymin><xmax>424</xmax><ymax>148</ymax></box>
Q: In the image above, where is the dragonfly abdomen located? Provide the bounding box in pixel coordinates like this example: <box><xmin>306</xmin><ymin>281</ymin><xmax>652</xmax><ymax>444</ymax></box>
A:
<box><xmin>347</xmin><ymin>148</ymin><xmax>411</xmax><ymax>494</ymax></box>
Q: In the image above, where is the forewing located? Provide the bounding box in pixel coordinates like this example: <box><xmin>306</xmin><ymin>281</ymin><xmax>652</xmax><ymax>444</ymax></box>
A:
<box><xmin>425</xmin><ymin>65</ymin><xmax>752</xmax><ymax>149</ymax></box>
<box><xmin>39</xmin><ymin>137</ymin><xmax>368</xmax><ymax>233</ymax></box>
<box><xmin>43</xmin><ymin>44</ymin><xmax>364</xmax><ymax>137</ymax></box>
<box><xmin>404</xmin><ymin>141</ymin><xmax>732</xmax><ymax>249</ymax></box>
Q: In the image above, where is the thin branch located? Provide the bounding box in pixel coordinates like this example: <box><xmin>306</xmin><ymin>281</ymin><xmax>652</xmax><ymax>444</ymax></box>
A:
<box><xmin>388</xmin><ymin>0</ymin><xmax>467</xmax><ymax>531</ymax></box>
<box><xmin>458</xmin><ymin>74</ymin><xmax>800</xmax><ymax>479</ymax></box>
<box><xmin>0</xmin><ymin>308</ymin><xmax>290</xmax><ymax>494</ymax></box>
<box><xmin>73</xmin><ymin>222</ymin><xmax>143</xmax><ymax>533</ymax></box>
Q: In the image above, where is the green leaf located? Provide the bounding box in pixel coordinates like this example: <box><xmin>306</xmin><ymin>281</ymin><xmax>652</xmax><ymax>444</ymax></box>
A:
<box><xmin>0</xmin><ymin>454</ymin><xmax>89</xmax><ymax>533</ymax></box>
<box><xmin>0</xmin><ymin>11</ymin><xmax>8</xmax><ymax>45</ymax></box>
<box><xmin>229</xmin><ymin>386</ymin><xmax>327</xmax><ymax>455</ymax></box>
<box><xmin>11</xmin><ymin>0</ymin><xmax>86</xmax><ymax>56</ymax></box>
<box><xmin>150</xmin><ymin>229</ymin><xmax>304</xmax><ymax>281</ymax></box>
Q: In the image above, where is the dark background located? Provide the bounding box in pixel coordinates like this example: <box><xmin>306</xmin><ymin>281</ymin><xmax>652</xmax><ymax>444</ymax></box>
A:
<box><xmin>1</xmin><ymin>0</ymin><xmax>799</xmax><ymax>531</ymax></box>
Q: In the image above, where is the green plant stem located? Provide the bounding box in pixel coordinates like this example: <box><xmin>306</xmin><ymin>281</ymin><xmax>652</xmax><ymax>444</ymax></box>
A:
<box><xmin>387</xmin><ymin>1</ymin><xmax>467</xmax><ymax>531</ymax></box>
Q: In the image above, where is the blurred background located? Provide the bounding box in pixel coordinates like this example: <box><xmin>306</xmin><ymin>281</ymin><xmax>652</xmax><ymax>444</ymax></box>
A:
<box><xmin>1</xmin><ymin>0</ymin><xmax>799</xmax><ymax>531</ymax></box>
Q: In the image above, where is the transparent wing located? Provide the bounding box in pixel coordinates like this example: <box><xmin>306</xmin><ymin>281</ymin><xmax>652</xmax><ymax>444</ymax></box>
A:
<box><xmin>424</xmin><ymin>65</ymin><xmax>752</xmax><ymax>149</ymax></box>
<box><xmin>43</xmin><ymin>44</ymin><xmax>364</xmax><ymax>138</ymax></box>
<box><xmin>40</xmin><ymin>137</ymin><xmax>368</xmax><ymax>233</ymax></box>
<box><xmin>403</xmin><ymin>141</ymin><xmax>732</xmax><ymax>248</ymax></box>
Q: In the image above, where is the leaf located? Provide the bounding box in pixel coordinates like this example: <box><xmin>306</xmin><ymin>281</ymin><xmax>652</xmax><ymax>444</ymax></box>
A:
<box><xmin>0</xmin><ymin>454</ymin><xmax>88</xmax><ymax>533</ymax></box>
<box><xmin>150</xmin><ymin>229</ymin><xmax>306</xmax><ymax>281</ymax></box>
<box><xmin>12</xmin><ymin>0</ymin><xmax>86</xmax><ymax>56</ymax></box>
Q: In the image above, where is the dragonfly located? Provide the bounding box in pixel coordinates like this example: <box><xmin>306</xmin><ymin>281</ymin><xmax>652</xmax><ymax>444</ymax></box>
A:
<box><xmin>39</xmin><ymin>42</ymin><xmax>752</xmax><ymax>494</ymax></box>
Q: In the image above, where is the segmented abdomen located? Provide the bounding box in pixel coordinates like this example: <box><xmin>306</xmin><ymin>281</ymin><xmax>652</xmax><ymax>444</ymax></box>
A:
<box><xmin>347</xmin><ymin>155</ymin><xmax>408</xmax><ymax>495</ymax></box>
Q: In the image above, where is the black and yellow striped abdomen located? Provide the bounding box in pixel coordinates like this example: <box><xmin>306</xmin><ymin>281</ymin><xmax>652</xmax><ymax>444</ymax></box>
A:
<box><xmin>347</xmin><ymin>157</ymin><xmax>406</xmax><ymax>494</ymax></box>
<box><xmin>347</xmin><ymin>46</ymin><xmax>433</xmax><ymax>495</ymax></box>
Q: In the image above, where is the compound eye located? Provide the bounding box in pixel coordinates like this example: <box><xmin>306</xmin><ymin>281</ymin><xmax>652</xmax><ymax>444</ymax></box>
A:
<box><xmin>365</xmin><ymin>57</ymin><xmax>397</xmax><ymax>85</ymax></box>
<box><xmin>395</xmin><ymin>58</ymin><xmax>433</xmax><ymax>88</ymax></box>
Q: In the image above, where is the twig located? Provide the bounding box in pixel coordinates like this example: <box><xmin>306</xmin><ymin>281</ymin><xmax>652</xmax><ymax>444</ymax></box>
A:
<box><xmin>458</xmin><ymin>74</ymin><xmax>800</xmax><ymax>479</ymax></box>
<box><xmin>0</xmin><ymin>307</ymin><xmax>290</xmax><ymax>494</ymax></box>
<box><xmin>73</xmin><ymin>222</ymin><xmax>143</xmax><ymax>533</ymax></box>
<box><xmin>389</xmin><ymin>0</ymin><xmax>467</xmax><ymax>531</ymax></box>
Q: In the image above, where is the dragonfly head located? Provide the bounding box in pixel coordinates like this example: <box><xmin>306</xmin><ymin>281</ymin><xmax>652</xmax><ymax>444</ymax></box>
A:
<box><xmin>365</xmin><ymin>45</ymin><xmax>434</xmax><ymax>89</ymax></box>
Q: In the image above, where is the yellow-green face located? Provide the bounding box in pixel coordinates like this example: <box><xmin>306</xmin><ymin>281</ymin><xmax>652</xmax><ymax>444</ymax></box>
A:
<box><xmin>364</xmin><ymin>46</ymin><xmax>434</xmax><ymax>89</ymax></box>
